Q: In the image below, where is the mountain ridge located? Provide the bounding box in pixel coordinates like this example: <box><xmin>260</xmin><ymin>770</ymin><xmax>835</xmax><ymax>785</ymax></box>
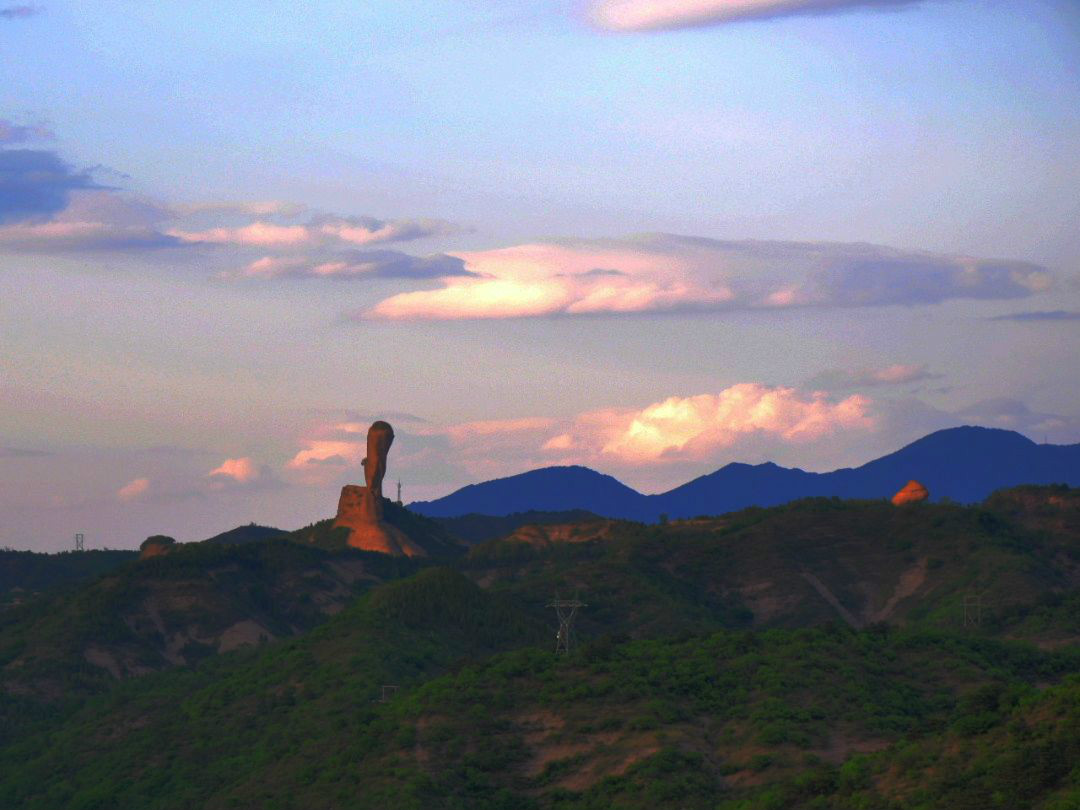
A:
<box><xmin>411</xmin><ymin>426</ymin><xmax>1080</xmax><ymax>520</ymax></box>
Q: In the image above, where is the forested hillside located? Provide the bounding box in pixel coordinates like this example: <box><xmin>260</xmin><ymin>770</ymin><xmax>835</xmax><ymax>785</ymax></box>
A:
<box><xmin>0</xmin><ymin>486</ymin><xmax>1075</xmax><ymax>809</ymax></box>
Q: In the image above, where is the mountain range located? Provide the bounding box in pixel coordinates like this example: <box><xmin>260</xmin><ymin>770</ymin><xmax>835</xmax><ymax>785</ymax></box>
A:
<box><xmin>410</xmin><ymin>425</ymin><xmax>1080</xmax><ymax>521</ymax></box>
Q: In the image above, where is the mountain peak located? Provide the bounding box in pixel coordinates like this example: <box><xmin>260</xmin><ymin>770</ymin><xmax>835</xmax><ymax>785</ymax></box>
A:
<box><xmin>411</xmin><ymin>426</ymin><xmax>1079</xmax><ymax>521</ymax></box>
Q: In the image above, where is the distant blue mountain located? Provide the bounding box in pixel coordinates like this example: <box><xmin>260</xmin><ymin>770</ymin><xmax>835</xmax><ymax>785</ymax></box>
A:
<box><xmin>409</xmin><ymin>426</ymin><xmax>1080</xmax><ymax>522</ymax></box>
<box><xmin>409</xmin><ymin>465</ymin><xmax>646</xmax><ymax>519</ymax></box>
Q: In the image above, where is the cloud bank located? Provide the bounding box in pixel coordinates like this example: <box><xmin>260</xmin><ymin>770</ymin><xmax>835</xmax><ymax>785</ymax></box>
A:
<box><xmin>0</xmin><ymin>5</ymin><xmax>40</xmax><ymax>19</ymax></box>
<box><xmin>0</xmin><ymin>150</ymin><xmax>103</xmax><ymax>224</ymax></box>
<box><xmin>168</xmin><ymin>215</ymin><xmax>455</xmax><ymax>249</ymax></box>
<box><xmin>989</xmin><ymin>310</ymin><xmax>1080</xmax><ymax>322</ymax></box>
<box><xmin>361</xmin><ymin>235</ymin><xmax>1051</xmax><ymax>320</ymax></box>
<box><xmin>589</xmin><ymin>0</ymin><xmax>925</xmax><ymax>31</ymax></box>
<box><xmin>0</xmin><ymin>119</ymin><xmax>52</xmax><ymax>144</ymax></box>
<box><xmin>237</xmin><ymin>250</ymin><xmax>471</xmax><ymax>280</ymax></box>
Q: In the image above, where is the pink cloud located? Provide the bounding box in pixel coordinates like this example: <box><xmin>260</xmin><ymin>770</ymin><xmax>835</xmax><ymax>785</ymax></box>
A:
<box><xmin>589</xmin><ymin>0</ymin><xmax>927</xmax><ymax>31</ymax></box>
<box><xmin>0</xmin><ymin>220</ymin><xmax>175</xmax><ymax>250</ymax></box>
<box><xmin>169</xmin><ymin>217</ymin><xmax>456</xmax><ymax>250</ymax></box>
<box><xmin>869</xmin><ymin>364</ymin><xmax>927</xmax><ymax>384</ymax></box>
<box><xmin>234</xmin><ymin>250</ymin><xmax>464</xmax><ymax>280</ymax></box>
<box><xmin>168</xmin><ymin>222</ymin><xmax>313</xmax><ymax>248</ymax></box>
<box><xmin>544</xmin><ymin>384</ymin><xmax>874</xmax><ymax>464</ymax></box>
<box><xmin>807</xmin><ymin>363</ymin><xmax>937</xmax><ymax>390</ymax></box>
<box><xmin>406</xmin><ymin>385</ymin><xmax>874</xmax><ymax>484</ymax></box>
<box><xmin>116</xmin><ymin>477</ymin><xmax>150</xmax><ymax>502</ymax></box>
<box><xmin>319</xmin><ymin>217</ymin><xmax>456</xmax><ymax>246</ymax></box>
<box><xmin>207</xmin><ymin>457</ymin><xmax>260</xmax><ymax>484</ymax></box>
<box><xmin>368</xmin><ymin>240</ymin><xmax>735</xmax><ymax>320</ymax></box>
<box><xmin>286</xmin><ymin>440</ymin><xmax>365</xmax><ymax>470</ymax></box>
<box><xmin>360</xmin><ymin>235</ymin><xmax>1049</xmax><ymax>321</ymax></box>
<box><xmin>170</xmin><ymin>200</ymin><xmax>307</xmax><ymax>217</ymax></box>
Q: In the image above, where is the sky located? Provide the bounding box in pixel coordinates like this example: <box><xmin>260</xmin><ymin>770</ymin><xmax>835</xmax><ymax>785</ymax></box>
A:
<box><xmin>1</xmin><ymin>0</ymin><xmax>1078</xmax><ymax>550</ymax></box>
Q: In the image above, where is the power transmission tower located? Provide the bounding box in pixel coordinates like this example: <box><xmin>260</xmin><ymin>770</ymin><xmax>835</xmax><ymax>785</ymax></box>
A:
<box><xmin>547</xmin><ymin>594</ymin><xmax>586</xmax><ymax>654</ymax></box>
<box><xmin>378</xmin><ymin>684</ymin><xmax>399</xmax><ymax>703</ymax></box>
<box><xmin>74</xmin><ymin>533</ymin><xmax>85</xmax><ymax>552</ymax></box>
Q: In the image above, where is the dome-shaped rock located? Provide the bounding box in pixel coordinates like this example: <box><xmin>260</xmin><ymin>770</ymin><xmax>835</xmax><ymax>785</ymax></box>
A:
<box><xmin>891</xmin><ymin>480</ymin><xmax>929</xmax><ymax>506</ymax></box>
<box><xmin>139</xmin><ymin>534</ymin><xmax>176</xmax><ymax>559</ymax></box>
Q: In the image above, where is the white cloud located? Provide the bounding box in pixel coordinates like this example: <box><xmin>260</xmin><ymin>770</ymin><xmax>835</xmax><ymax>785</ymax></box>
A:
<box><xmin>589</xmin><ymin>0</ymin><xmax>926</xmax><ymax>31</ymax></box>
<box><xmin>361</xmin><ymin>235</ymin><xmax>1051</xmax><ymax>321</ymax></box>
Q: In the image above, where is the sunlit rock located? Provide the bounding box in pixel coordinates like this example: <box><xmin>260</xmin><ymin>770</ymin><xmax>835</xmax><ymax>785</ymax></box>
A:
<box><xmin>891</xmin><ymin>480</ymin><xmax>929</xmax><ymax>506</ymax></box>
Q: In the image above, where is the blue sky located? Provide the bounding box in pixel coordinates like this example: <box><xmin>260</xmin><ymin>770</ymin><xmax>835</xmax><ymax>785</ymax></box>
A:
<box><xmin>2</xmin><ymin>0</ymin><xmax>1078</xmax><ymax>549</ymax></box>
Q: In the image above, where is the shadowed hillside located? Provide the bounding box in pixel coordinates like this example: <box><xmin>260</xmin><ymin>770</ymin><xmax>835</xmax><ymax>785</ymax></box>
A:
<box><xmin>0</xmin><ymin>487</ymin><xmax>1075</xmax><ymax>808</ymax></box>
<box><xmin>0</xmin><ymin>549</ymin><xmax>136</xmax><ymax>609</ymax></box>
<box><xmin>0</xmin><ymin>540</ymin><xmax>420</xmax><ymax>698</ymax></box>
<box><xmin>464</xmin><ymin>488</ymin><xmax>1080</xmax><ymax>647</ymax></box>
<box><xmin>431</xmin><ymin>510</ymin><xmax>602</xmax><ymax>544</ymax></box>
<box><xmin>1</xmin><ymin>588</ymin><xmax>1076</xmax><ymax>809</ymax></box>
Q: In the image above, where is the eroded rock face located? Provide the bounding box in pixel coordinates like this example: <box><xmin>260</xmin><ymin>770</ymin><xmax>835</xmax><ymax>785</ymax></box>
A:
<box><xmin>891</xmin><ymin>480</ymin><xmax>930</xmax><ymax>506</ymax></box>
<box><xmin>332</xmin><ymin>421</ymin><xmax>426</xmax><ymax>557</ymax></box>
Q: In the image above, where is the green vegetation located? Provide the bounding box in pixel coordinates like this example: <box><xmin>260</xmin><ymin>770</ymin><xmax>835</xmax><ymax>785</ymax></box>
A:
<box><xmin>0</xmin><ymin>486</ymin><xmax>1075</xmax><ymax>808</ymax></box>
<box><xmin>1</xmin><ymin>616</ymin><xmax>1076</xmax><ymax>809</ymax></box>
<box><xmin>0</xmin><ymin>548</ymin><xmax>136</xmax><ymax>607</ymax></box>
<box><xmin>431</xmin><ymin>510</ymin><xmax>601</xmax><ymax>545</ymax></box>
<box><xmin>0</xmin><ymin>540</ymin><xmax>421</xmax><ymax>697</ymax></box>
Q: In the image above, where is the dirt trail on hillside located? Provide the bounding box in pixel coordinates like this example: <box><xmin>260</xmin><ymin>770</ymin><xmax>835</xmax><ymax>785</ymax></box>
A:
<box><xmin>800</xmin><ymin>572</ymin><xmax>862</xmax><ymax>628</ymax></box>
<box><xmin>870</xmin><ymin>557</ymin><xmax>928</xmax><ymax>624</ymax></box>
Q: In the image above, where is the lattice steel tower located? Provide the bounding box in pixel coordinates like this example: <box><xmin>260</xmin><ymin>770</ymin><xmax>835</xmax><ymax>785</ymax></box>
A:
<box><xmin>74</xmin><ymin>533</ymin><xmax>85</xmax><ymax>552</ymax></box>
<box><xmin>547</xmin><ymin>594</ymin><xmax>586</xmax><ymax>654</ymax></box>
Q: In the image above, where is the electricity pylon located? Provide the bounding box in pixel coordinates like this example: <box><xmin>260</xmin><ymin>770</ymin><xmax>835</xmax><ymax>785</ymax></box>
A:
<box><xmin>547</xmin><ymin>594</ymin><xmax>586</xmax><ymax>654</ymax></box>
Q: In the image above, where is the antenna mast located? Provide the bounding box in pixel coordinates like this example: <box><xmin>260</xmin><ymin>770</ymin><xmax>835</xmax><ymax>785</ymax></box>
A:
<box><xmin>396</xmin><ymin>480</ymin><xmax>402</xmax><ymax>505</ymax></box>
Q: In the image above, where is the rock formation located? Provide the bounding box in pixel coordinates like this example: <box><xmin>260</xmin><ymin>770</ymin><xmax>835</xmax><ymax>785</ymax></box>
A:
<box><xmin>891</xmin><ymin>480</ymin><xmax>929</xmax><ymax>506</ymax></box>
<box><xmin>139</xmin><ymin>535</ymin><xmax>176</xmax><ymax>559</ymax></box>
<box><xmin>332</xmin><ymin>421</ymin><xmax>426</xmax><ymax>557</ymax></box>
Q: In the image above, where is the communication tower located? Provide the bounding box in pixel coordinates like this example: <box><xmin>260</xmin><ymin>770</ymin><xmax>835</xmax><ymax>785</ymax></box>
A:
<box><xmin>396</xmin><ymin>480</ymin><xmax>402</xmax><ymax>506</ymax></box>
<box><xmin>547</xmin><ymin>594</ymin><xmax>586</xmax><ymax>654</ymax></box>
<box><xmin>74</xmin><ymin>533</ymin><xmax>85</xmax><ymax>552</ymax></box>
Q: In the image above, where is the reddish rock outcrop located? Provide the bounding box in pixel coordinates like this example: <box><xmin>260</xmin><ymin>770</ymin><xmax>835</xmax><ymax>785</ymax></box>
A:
<box><xmin>891</xmin><ymin>480</ymin><xmax>929</xmax><ymax>506</ymax></box>
<box><xmin>503</xmin><ymin>520</ymin><xmax>618</xmax><ymax>549</ymax></box>
<box><xmin>332</xmin><ymin>421</ymin><xmax>426</xmax><ymax>557</ymax></box>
